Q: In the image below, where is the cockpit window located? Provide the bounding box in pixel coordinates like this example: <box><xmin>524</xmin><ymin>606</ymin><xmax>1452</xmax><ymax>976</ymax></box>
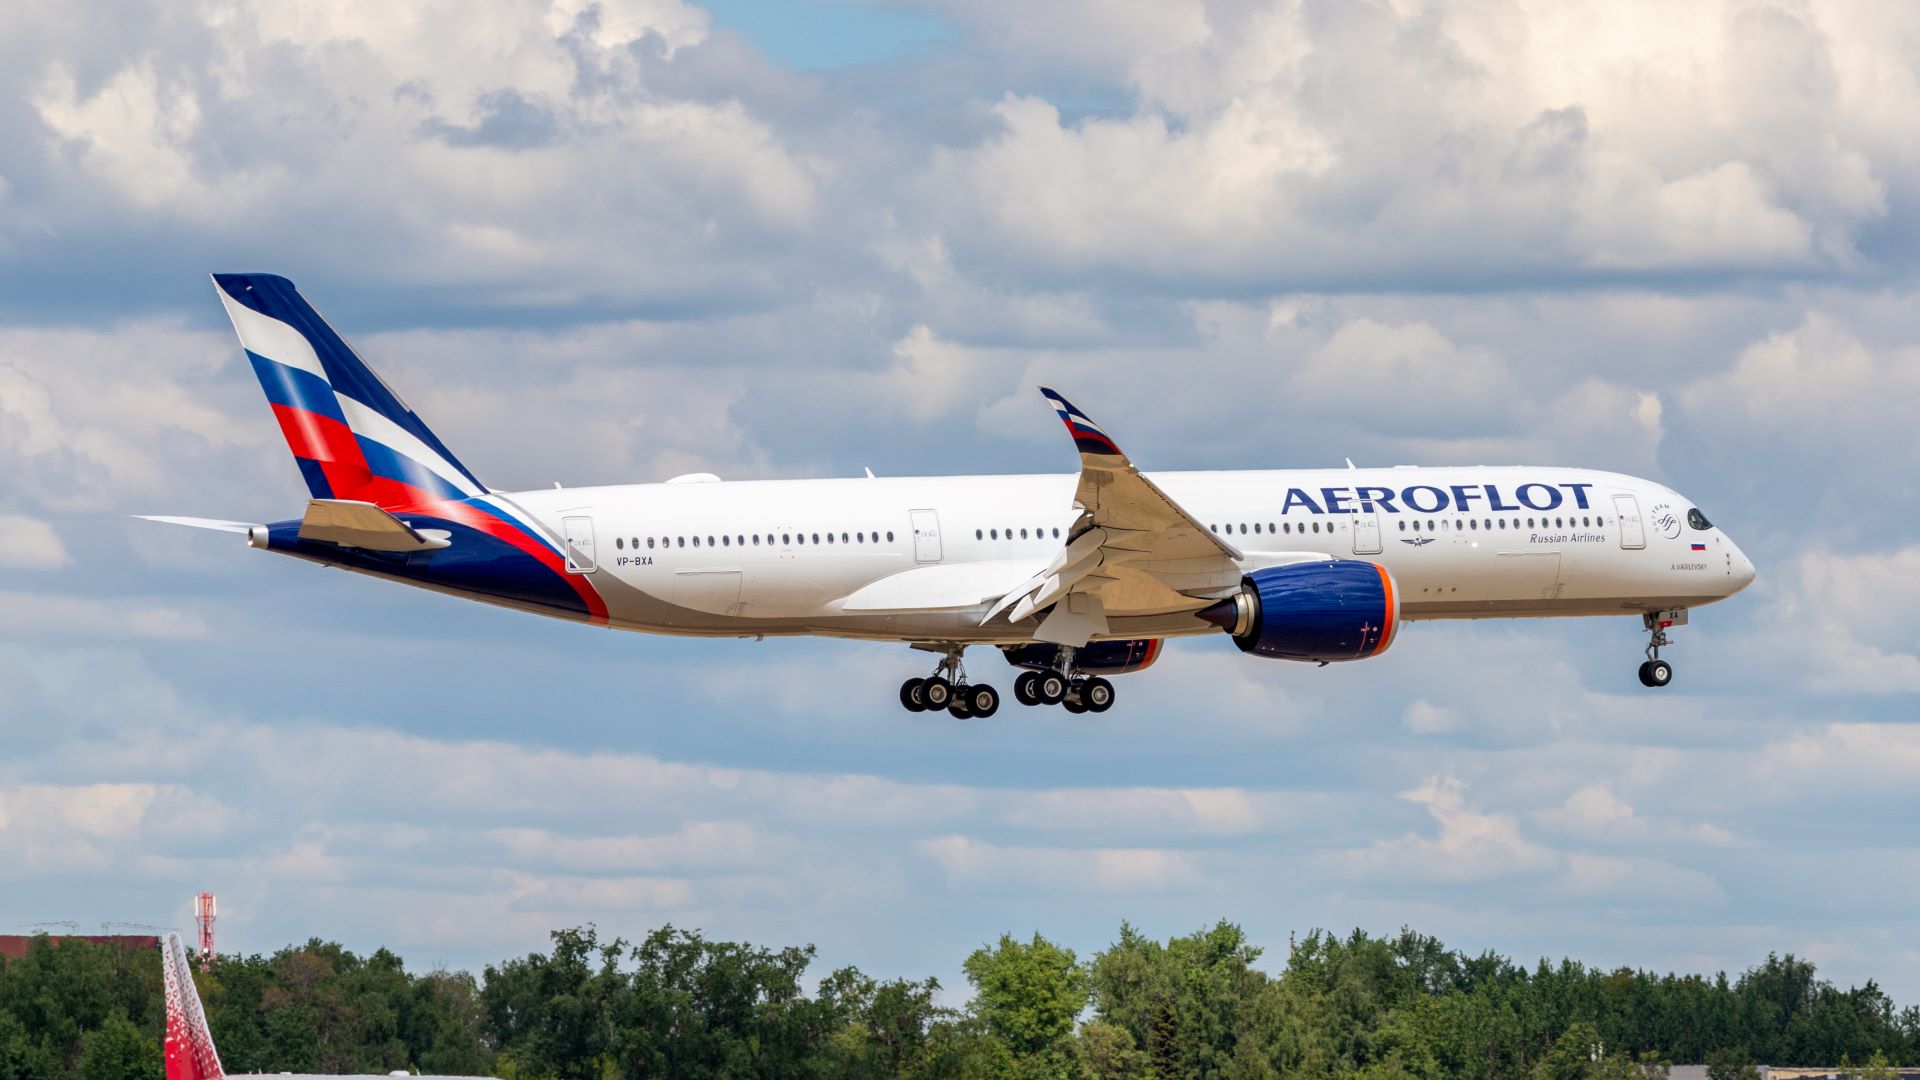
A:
<box><xmin>1687</xmin><ymin>508</ymin><xmax>1712</xmax><ymax>530</ymax></box>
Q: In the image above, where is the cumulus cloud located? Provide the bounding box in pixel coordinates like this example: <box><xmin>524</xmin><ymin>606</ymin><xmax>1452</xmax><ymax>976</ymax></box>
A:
<box><xmin>0</xmin><ymin>515</ymin><xmax>69</xmax><ymax>569</ymax></box>
<box><xmin>0</xmin><ymin>0</ymin><xmax>1917</xmax><ymax>1004</ymax></box>
<box><xmin>918</xmin><ymin>835</ymin><xmax>1205</xmax><ymax>893</ymax></box>
<box><xmin>915</xmin><ymin>0</ymin><xmax>1906</xmax><ymax>290</ymax></box>
<box><xmin>1334</xmin><ymin>775</ymin><xmax>1558</xmax><ymax>885</ymax></box>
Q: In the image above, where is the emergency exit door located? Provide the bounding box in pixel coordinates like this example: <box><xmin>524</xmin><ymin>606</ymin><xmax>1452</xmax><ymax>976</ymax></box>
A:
<box><xmin>909</xmin><ymin>509</ymin><xmax>943</xmax><ymax>563</ymax></box>
<box><xmin>1351</xmin><ymin>510</ymin><xmax>1383</xmax><ymax>555</ymax></box>
<box><xmin>562</xmin><ymin>515</ymin><xmax>598</xmax><ymax>572</ymax></box>
<box><xmin>1614</xmin><ymin>494</ymin><xmax>1646</xmax><ymax>550</ymax></box>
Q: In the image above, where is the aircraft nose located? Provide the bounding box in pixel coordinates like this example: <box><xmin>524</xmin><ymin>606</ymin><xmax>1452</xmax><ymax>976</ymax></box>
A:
<box><xmin>1727</xmin><ymin>537</ymin><xmax>1756</xmax><ymax>593</ymax></box>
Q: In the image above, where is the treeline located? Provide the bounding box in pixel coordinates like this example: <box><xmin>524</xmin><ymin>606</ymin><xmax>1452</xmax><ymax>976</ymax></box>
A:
<box><xmin>2</xmin><ymin>922</ymin><xmax>1916</xmax><ymax>1079</ymax></box>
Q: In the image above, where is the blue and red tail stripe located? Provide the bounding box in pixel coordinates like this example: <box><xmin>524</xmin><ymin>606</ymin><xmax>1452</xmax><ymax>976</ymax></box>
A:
<box><xmin>216</xmin><ymin>272</ymin><xmax>608</xmax><ymax>625</ymax></box>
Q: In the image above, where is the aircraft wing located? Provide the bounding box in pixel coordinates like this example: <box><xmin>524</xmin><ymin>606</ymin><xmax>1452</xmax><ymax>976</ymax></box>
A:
<box><xmin>982</xmin><ymin>388</ymin><xmax>1244</xmax><ymax>645</ymax></box>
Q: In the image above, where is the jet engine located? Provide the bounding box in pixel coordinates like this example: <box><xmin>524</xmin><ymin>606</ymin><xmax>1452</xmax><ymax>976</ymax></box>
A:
<box><xmin>1002</xmin><ymin>639</ymin><xmax>1163</xmax><ymax>675</ymax></box>
<box><xmin>1197</xmin><ymin>561</ymin><xmax>1399</xmax><ymax>662</ymax></box>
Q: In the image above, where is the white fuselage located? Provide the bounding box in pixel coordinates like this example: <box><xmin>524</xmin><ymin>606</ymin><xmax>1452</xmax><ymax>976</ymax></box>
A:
<box><xmin>470</xmin><ymin>465</ymin><xmax>1754</xmax><ymax>643</ymax></box>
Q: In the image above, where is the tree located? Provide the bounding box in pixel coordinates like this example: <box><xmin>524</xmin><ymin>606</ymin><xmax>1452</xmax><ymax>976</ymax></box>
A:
<box><xmin>1073</xmin><ymin>1019</ymin><xmax>1147</xmax><ymax>1080</ymax></box>
<box><xmin>964</xmin><ymin>933</ymin><xmax>1089</xmax><ymax>1078</ymax></box>
<box><xmin>77</xmin><ymin>1012</ymin><xmax>162</xmax><ymax>1080</ymax></box>
<box><xmin>1706</xmin><ymin>1046</ymin><xmax>1762</xmax><ymax>1080</ymax></box>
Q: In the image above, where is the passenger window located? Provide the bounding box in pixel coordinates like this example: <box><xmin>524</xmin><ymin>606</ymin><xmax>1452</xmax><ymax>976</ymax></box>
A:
<box><xmin>1020</xmin><ymin>528</ymin><xmax>1028</xmax><ymax>539</ymax></box>
<box><xmin>1253</xmin><ymin>523</ymin><xmax>1262</xmax><ymax>534</ymax></box>
<box><xmin>677</xmin><ymin>537</ymin><xmax>685</xmax><ymax>547</ymax></box>
<box><xmin>721</xmin><ymin>535</ymin><xmax>729</xmax><ymax>547</ymax></box>
<box><xmin>1239</xmin><ymin>523</ymin><xmax>1248</xmax><ymax>534</ymax></box>
<box><xmin>841</xmin><ymin>532</ymin><xmax>848</xmax><ymax>544</ymax></box>
<box><xmin>1469</xmin><ymin>519</ymin><xmax>1477</xmax><ymax>530</ymax></box>
<box><xmin>887</xmin><ymin>531</ymin><xmax>894</xmax><ymax>541</ymax></box>
<box><xmin>1052</xmin><ymin>528</ymin><xmax>1060</xmax><ymax>538</ymax></box>
<box><xmin>616</xmin><ymin>538</ymin><xmax>624</xmax><ymax>549</ymax></box>
<box><xmin>648</xmin><ymin>538</ymin><xmax>656</xmax><ymax>549</ymax></box>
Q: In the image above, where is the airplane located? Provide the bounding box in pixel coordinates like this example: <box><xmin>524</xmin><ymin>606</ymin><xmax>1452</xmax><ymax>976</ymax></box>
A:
<box><xmin>160</xmin><ymin>931</ymin><xmax>492</xmax><ymax>1080</ymax></box>
<box><xmin>145</xmin><ymin>274</ymin><xmax>1756</xmax><ymax>716</ymax></box>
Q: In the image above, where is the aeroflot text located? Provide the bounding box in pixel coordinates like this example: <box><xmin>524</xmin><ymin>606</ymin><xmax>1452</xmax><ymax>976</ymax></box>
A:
<box><xmin>1277</xmin><ymin>483</ymin><xmax>1596</xmax><ymax>515</ymax></box>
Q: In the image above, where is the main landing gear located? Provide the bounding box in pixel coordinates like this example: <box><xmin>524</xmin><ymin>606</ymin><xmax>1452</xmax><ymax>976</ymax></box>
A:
<box><xmin>1010</xmin><ymin>647</ymin><xmax>1115</xmax><ymax>713</ymax></box>
<box><xmin>899</xmin><ymin>645</ymin><xmax>1000</xmax><ymax>718</ymax></box>
<box><xmin>1637</xmin><ymin>610</ymin><xmax>1682</xmax><ymax>688</ymax></box>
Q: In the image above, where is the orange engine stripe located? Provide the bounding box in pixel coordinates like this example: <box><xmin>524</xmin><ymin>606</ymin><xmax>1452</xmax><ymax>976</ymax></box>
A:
<box><xmin>1372</xmin><ymin>564</ymin><xmax>1396</xmax><ymax>657</ymax></box>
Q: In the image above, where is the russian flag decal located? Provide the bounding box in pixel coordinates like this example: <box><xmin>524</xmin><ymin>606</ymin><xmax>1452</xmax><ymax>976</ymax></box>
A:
<box><xmin>1690</xmin><ymin>542</ymin><xmax>1707</xmax><ymax>551</ymax></box>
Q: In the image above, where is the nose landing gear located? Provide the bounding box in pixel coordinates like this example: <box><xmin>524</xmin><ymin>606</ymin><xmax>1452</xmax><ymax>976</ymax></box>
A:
<box><xmin>1637</xmin><ymin>609</ymin><xmax>1684</xmax><ymax>688</ymax></box>
<box><xmin>900</xmin><ymin>644</ymin><xmax>999</xmax><ymax>718</ymax></box>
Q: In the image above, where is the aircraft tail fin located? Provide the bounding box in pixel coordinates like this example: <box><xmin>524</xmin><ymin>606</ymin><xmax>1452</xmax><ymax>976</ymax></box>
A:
<box><xmin>161</xmin><ymin>932</ymin><xmax>224</xmax><ymax>1080</ymax></box>
<box><xmin>212</xmin><ymin>273</ymin><xmax>487</xmax><ymax>508</ymax></box>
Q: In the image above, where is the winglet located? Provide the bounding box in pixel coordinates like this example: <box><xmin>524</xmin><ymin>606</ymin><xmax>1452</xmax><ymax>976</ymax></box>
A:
<box><xmin>1038</xmin><ymin>387</ymin><xmax>1125</xmax><ymax>458</ymax></box>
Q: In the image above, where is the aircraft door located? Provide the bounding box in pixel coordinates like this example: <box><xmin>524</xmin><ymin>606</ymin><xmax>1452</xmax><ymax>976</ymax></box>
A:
<box><xmin>562</xmin><ymin>515</ymin><xmax>597</xmax><ymax>572</ymax></box>
<box><xmin>1351</xmin><ymin>510</ymin><xmax>1382</xmax><ymax>555</ymax></box>
<box><xmin>1613</xmin><ymin>494</ymin><xmax>1646</xmax><ymax>550</ymax></box>
<box><xmin>909</xmin><ymin>509</ymin><xmax>943</xmax><ymax>563</ymax></box>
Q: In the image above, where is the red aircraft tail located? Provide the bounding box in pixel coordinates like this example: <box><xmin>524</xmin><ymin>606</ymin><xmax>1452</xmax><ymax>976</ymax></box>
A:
<box><xmin>161</xmin><ymin>932</ymin><xmax>224</xmax><ymax>1080</ymax></box>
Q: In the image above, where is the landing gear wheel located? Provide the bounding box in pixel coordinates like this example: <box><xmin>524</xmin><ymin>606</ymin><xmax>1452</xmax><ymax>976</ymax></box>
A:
<box><xmin>1014</xmin><ymin>671</ymin><xmax>1041</xmax><ymax>706</ymax></box>
<box><xmin>1062</xmin><ymin>689</ymin><xmax>1089</xmax><ymax>714</ymax></box>
<box><xmin>921</xmin><ymin>676</ymin><xmax>953</xmax><ymax>708</ymax></box>
<box><xmin>1083</xmin><ymin>677</ymin><xmax>1115</xmax><ymax>713</ymax></box>
<box><xmin>1036</xmin><ymin>672</ymin><xmax>1068</xmax><ymax>705</ymax></box>
<box><xmin>969</xmin><ymin>684</ymin><xmax>1000</xmax><ymax>718</ymax></box>
<box><xmin>1637</xmin><ymin>659</ymin><xmax>1673</xmax><ymax>688</ymax></box>
<box><xmin>899</xmin><ymin>678</ymin><xmax>927</xmax><ymax>712</ymax></box>
<box><xmin>948</xmin><ymin>693</ymin><xmax>974</xmax><ymax>719</ymax></box>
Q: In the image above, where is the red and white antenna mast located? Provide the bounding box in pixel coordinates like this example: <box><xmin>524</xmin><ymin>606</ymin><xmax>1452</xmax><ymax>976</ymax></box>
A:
<box><xmin>193</xmin><ymin>893</ymin><xmax>216</xmax><ymax>971</ymax></box>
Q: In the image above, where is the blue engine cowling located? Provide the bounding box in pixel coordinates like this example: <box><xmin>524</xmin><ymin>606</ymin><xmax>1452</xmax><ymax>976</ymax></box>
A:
<box><xmin>1002</xmin><ymin>639</ymin><xmax>1163</xmax><ymax>675</ymax></box>
<box><xmin>1198</xmin><ymin>561</ymin><xmax>1399</xmax><ymax>662</ymax></box>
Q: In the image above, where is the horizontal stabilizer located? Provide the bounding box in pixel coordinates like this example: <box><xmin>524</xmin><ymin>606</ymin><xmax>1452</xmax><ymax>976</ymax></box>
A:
<box><xmin>299</xmin><ymin>499</ymin><xmax>451</xmax><ymax>552</ymax></box>
<box><xmin>136</xmin><ymin>515</ymin><xmax>258</xmax><ymax>534</ymax></box>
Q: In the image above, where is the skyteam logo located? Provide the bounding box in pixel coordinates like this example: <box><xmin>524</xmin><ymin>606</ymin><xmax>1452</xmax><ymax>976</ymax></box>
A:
<box><xmin>1649</xmin><ymin>502</ymin><xmax>1682</xmax><ymax>539</ymax></box>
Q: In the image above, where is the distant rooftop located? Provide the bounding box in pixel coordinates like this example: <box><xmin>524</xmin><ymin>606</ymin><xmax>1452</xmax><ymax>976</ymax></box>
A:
<box><xmin>0</xmin><ymin>934</ymin><xmax>160</xmax><ymax>960</ymax></box>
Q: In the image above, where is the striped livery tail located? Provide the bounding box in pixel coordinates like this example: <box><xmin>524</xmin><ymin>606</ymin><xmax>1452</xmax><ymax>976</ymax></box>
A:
<box><xmin>213</xmin><ymin>273</ymin><xmax>486</xmax><ymax>509</ymax></box>
<box><xmin>161</xmin><ymin>933</ymin><xmax>224</xmax><ymax>1080</ymax></box>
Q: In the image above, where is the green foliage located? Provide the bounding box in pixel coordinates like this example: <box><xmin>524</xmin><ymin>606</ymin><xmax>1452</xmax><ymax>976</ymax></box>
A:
<box><xmin>963</xmin><ymin>931</ymin><xmax>1089</xmax><ymax>1073</ymax></box>
<box><xmin>75</xmin><ymin>1013</ymin><xmax>160</xmax><ymax>1080</ymax></box>
<box><xmin>1</xmin><ymin>924</ymin><xmax>1916</xmax><ymax>1080</ymax></box>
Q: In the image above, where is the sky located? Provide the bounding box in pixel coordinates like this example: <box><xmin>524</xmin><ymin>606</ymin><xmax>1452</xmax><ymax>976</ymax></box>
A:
<box><xmin>3</xmin><ymin>0</ymin><xmax>1920</xmax><ymax>1006</ymax></box>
